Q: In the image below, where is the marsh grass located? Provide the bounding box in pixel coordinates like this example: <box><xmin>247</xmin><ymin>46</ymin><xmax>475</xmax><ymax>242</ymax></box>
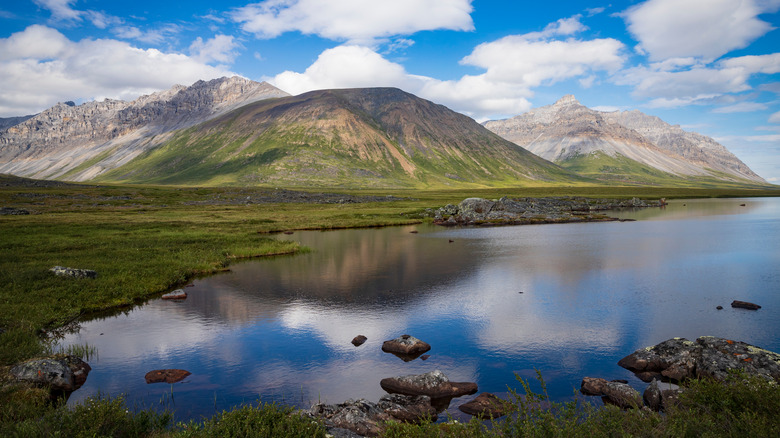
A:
<box><xmin>52</xmin><ymin>342</ymin><xmax>98</xmax><ymax>361</ymax></box>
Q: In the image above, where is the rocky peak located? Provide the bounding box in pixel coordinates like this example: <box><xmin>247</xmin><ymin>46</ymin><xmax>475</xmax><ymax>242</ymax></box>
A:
<box><xmin>554</xmin><ymin>94</ymin><xmax>580</xmax><ymax>107</ymax></box>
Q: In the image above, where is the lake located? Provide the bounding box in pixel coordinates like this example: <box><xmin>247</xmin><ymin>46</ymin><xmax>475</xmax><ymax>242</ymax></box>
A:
<box><xmin>60</xmin><ymin>197</ymin><xmax>780</xmax><ymax>421</ymax></box>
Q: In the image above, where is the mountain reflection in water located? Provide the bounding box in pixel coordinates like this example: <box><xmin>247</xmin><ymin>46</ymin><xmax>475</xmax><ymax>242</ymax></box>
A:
<box><xmin>61</xmin><ymin>198</ymin><xmax>780</xmax><ymax>421</ymax></box>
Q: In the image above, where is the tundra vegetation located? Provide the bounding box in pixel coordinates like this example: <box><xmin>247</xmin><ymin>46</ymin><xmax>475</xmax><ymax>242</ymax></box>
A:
<box><xmin>1</xmin><ymin>175</ymin><xmax>778</xmax><ymax>436</ymax></box>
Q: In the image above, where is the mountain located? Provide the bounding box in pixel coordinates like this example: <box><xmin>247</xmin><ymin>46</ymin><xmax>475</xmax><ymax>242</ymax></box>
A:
<box><xmin>0</xmin><ymin>114</ymin><xmax>35</xmax><ymax>131</ymax></box>
<box><xmin>0</xmin><ymin>77</ymin><xmax>290</xmax><ymax>180</ymax></box>
<box><xmin>92</xmin><ymin>87</ymin><xmax>582</xmax><ymax>188</ymax></box>
<box><xmin>483</xmin><ymin>96</ymin><xmax>766</xmax><ymax>186</ymax></box>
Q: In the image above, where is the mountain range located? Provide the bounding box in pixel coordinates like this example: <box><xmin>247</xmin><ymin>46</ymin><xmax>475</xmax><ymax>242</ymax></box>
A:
<box><xmin>483</xmin><ymin>95</ymin><xmax>765</xmax><ymax>185</ymax></box>
<box><xmin>0</xmin><ymin>77</ymin><xmax>769</xmax><ymax>188</ymax></box>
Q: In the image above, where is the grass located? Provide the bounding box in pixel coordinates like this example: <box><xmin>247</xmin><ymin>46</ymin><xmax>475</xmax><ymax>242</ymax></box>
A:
<box><xmin>1</xmin><ymin>176</ymin><xmax>779</xmax><ymax>436</ymax></box>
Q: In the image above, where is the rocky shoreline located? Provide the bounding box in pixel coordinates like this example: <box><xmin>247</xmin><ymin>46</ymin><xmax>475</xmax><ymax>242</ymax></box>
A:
<box><xmin>431</xmin><ymin>196</ymin><xmax>666</xmax><ymax>226</ymax></box>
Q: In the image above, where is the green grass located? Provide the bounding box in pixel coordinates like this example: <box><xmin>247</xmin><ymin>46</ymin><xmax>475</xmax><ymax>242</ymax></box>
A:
<box><xmin>1</xmin><ymin>176</ymin><xmax>779</xmax><ymax>436</ymax></box>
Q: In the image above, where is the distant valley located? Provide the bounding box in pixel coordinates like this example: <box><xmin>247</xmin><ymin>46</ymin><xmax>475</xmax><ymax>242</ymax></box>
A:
<box><xmin>0</xmin><ymin>77</ymin><xmax>770</xmax><ymax>188</ymax></box>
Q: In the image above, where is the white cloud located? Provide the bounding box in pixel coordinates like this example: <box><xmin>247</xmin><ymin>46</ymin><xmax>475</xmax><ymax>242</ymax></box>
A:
<box><xmin>623</xmin><ymin>0</ymin><xmax>779</xmax><ymax>61</ymax></box>
<box><xmin>230</xmin><ymin>0</ymin><xmax>474</xmax><ymax>42</ymax></box>
<box><xmin>189</xmin><ymin>34</ymin><xmax>240</xmax><ymax>64</ymax></box>
<box><xmin>270</xmin><ymin>16</ymin><xmax>626</xmax><ymax>120</ymax></box>
<box><xmin>33</xmin><ymin>0</ymin><xmax>81</xmax><ymax>22</ymax></box>
<box><xmin>770</xmin><ymin>111</ymin><xmax>780</xmax><ymax>123</ymax></box>
<box><xmin>0</xmin><ymin>26</ymin><xmax>235</xmax><ymax>117</ymax></box>
<box><xmin>712</xmin><ymin>102</ymin><xmax>769</xmax><ymax>114</ymax></box>
<box><xmin>615</xmin><ymin>53</ymin><xmax>780</xmax><ymax>105</ymax></box>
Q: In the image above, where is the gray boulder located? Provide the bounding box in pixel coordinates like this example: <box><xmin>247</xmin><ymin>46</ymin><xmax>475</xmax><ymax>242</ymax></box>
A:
<box><xmin>381</xmin><ymin>335</ymin><xmax>430</xmax><ymax>361</ymax></box>
<box><xmin>308</xmin><ymin>394</ymin><xmax>436</xmax><ymax>437</ymax></box>
<box><xmin>643</xmin><ymin>379</ymin><xmax>684</xmax><ymax>412</ymax></box>
<box><xmin>10</xmin><ymin>355</ymin><xmax>91</xmax><ymax>392</ymax></box>
<box><xmin>580</xmin><ymin>377</ymin><xmax>642</xmax><ymax>409</ymax></box>
<box><xmin>50</xmin><ymin>266</ymin><xmax>97</xmax><ymax>279</ymax></box>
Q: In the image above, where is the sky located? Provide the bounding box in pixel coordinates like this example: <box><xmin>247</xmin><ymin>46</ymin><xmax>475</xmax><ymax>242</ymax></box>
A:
<box><xmin>1</xmin><ymin>0</ymin><xmax>779</xmax><ymax>182</ymax></box>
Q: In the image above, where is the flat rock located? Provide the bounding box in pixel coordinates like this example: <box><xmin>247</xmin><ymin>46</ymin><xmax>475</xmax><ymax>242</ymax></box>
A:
<box><xmin>458</xmin><ymin>393</ymin><xmax>511</xmax><ymax>418</ymax></box>
<box><xmin>10</xmin><ymin>355</ymin><xmax>91</xmax><ymax>392</ymax></box>
<box><xmin>144</xmin><ymin>369</ymin><xmax>191</xmax><ymax>384</ymax></box>
<box><xmin>731</xmin><ymin>300</ymin><xmax>761</xmax><ymax>310</ymax></box>
<box><xmin>381</xmin><ymin>334</ymin><xmax>430</xmax><ymax>361</ymax></box>
<box><xmin>161</xmin><ymin>289</ymin><xmax>187</xmax><ymax>300</ymax></box>
<box><xmin>308</xmin><ymin>394</ymin><xmax>436</xmax><ymax>437</ymax></box>
<box><xmin>380</xmin><ymin>370</ymin><xmax>477</xmax><ymax>399</ymax></box>
<box><xmin>49</xmin><ymin>266</ymin><xmax>97</xmax><ymax>279</ymax></box>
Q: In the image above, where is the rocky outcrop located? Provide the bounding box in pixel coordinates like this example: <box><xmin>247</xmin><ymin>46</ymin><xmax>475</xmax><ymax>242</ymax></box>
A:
<box><xmin>618</xmin><ymin>337</ymin><xmax>780</xmax><ymax>383</ymax></box>
<box><xmin>484</xmin><ymin>95</ymin><xmax>765</xmax><ymax>184</ymax></box>
<box><xmin>10</xmin><ymin>355</ymin><xmax>91</xmax><ymax>392</ymax></box>
<box><xmin>458</xmin><ymin>393</ymin><xmax>512</xmax><ymax>418</ymax></box>
<box><xmin>50</xmin><ymin>266</ymin><xmax>97</xmax><ymax>279</ymax></box>
<box><xmin>433</xmin><ymin>196</ymin><xmax>663</xmax><ymax>226</ymax></box>
<box><xmin>144</xmin><ymin>369</ymin><xmax>191</xmax><ymax>384</ymax></box>
<box><xmin>380</xmin><ymin>370</ymin><xmax>478</xmax><ymax>399</ymax></box>
<box><xmin>0</xmin><ymin>77</ymin><xmax>289</xmax><ymax>181</ymax></box>
<box><xmin>307</xmin><ymin>394</ymin><xmax>437</xmax><ymax>437</ymax></box>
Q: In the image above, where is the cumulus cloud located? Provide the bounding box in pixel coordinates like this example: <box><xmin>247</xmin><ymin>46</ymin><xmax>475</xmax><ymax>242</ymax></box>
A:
<box><xmin>0</xmin><ymin>25</ymin><xmax>235</xmax><ymax>117</ymax></box>
<box><xmin>189</xmin><ymin>34</ymin><xmax>240</xmax><ymax>64</ymax></box>
<box><xmin>230</xmin><ymin>0</ymin><xmax>474</xmax><ymax>43</ymax></box>
<box><xmin>271</xmin><ymin>15</ymin><xmax>626</xmax><ymax>119</ymax></box>
<box><xmin>623</xmin><ymin>0</ymin><xmax>779</xmax><ymax>61</ymax></box>
<box><xmin>615</xmin><ymin>53</ymin><xmax>780</xmax><ymax>107</ymax></box>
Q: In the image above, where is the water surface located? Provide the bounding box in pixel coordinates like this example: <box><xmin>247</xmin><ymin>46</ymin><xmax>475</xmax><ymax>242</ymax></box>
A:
<box><xmin>61</xmin><ymin>197</ymin><xmax>780</xmax><ymax>420</ymax></box>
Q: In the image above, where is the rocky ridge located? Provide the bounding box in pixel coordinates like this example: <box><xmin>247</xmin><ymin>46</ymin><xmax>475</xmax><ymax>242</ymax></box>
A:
<box><xmin>483</xmin><ymin>95</ymin><xmax>765</xmax><ymax>184</ymax></box>
<box><xmin>0</xmin><ymin>77</ymin><xmax>289</xmax><ymax>181</ymax></box>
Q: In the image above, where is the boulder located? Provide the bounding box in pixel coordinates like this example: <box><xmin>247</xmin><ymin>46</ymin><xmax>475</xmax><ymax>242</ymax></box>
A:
<box><xmin>643</xmin><ymin>379</ymin><xmax>684</xmax><ymax>412</ymax></box>
<box><xmin>617</xmin><ymin>337</ymin><xmax>699</xmax><ymax>382</ymax></box>
<box><xmin>601</xmin><ymin>381</ymin><xmax>642</xmax><ymax>409</ymax></box>
<box><xmin>381</xmin><ymin>335</ymin><xmax>430</xmax><ymax>361</ymax></box>
<box><xmin>308</xmin><ymin>394</ymin><xmax>436</xmax><ymax>437</ymax></box>
<box><xmin>161</xmin><ymin>289</ymin><xmax>187</xmax><ymax>300</ymax></box>
<box><xmin>144</xmin><ymin>369</ymin><xmax>191</xmax><ymax>384</ymax></box>
<box><xmin>351</xmin><ymin>335</ymin><xmax>367</xmax><ymax>347</ymax></box>
<box><xmin>49</xmin><ymin>266</ymin><xmax>97</xmax><ymax>279</ymax></box>
<box><xmin>380</xmin><ymin>370</ymin><xmax>478</xmax><ymax>399</ymax></box>
<box><xmin>10</xmin><ymin>355</ymin><xmax>91</xmax><ymax>392</ymax></box>
<box><xmin>580</xmin><ymin>377</ymin><xmax>608</xmax><ymax>396</ymax></box>
<box><xmin>731</xmin><ymin>300</ymin><xmax>761</xmax><ymax>310</ymax></box>
<box><xmin>458</xmin><ymin>393</ymin><xmax>511</xmax><ymax>419</ymax></box>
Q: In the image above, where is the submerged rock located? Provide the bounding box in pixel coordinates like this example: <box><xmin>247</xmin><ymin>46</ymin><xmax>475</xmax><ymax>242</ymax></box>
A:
<box><xmin>144</xmin><ymin>369</ymin><xmax>191</xmax><ymax>384</ymax></box>
<box><xmin>49</xmin><ymin>266</ymin><xmax>97</xmax><ymax>279</ymax></box>
<box><xmin>10</xmin><ymin>355</ymin><xmax>91</xmax><ymax>392</ymax></box>
<box><xmin>380</xmin><ymin>370</ymin><xmax>477</xmax><ymax>399</ymax></box>
<box><xmin>308</xmin><ymin>394</ymin><xmax>436</xmax><ymax>437</ymax></box>
<box><xmin>458</xmin><ymin>393</ymin><xmax>511</xmax><ymax>418</ymax></box>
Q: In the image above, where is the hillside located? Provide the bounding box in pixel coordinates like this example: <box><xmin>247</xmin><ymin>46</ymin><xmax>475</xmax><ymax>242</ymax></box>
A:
<box><xmin>483</xmin><ymin>96</ymin><xmax>767</xmax><ymax>186</ymax></box>
<box><xmin>0</xmin><ymin>77</ymin><xmax>290</xmax><ymax>181</ymax></box>
<box><xmin>93</xmin><ymin>87</ymin><xmax>584</xmax><ymax>188</ymax></box>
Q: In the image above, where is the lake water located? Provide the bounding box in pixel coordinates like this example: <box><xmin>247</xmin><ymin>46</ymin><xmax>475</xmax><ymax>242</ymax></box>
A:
<box><xmin>61</xmin><ymin>197</ymin><xmax>780</xmax><ymax>421</ymax></box>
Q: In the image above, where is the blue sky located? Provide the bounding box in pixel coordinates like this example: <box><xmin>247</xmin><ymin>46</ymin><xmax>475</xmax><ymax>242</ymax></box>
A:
<box><xmin>1</xmin><ymin>0</ymin><xmax>779</xmax><ymax>182</ymax></box>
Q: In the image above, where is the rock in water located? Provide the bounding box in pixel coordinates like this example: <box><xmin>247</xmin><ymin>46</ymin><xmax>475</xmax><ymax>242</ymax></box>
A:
<box><xmin>381</xmin><ymin>334</ymin><xmax>431</xmax><ymax>361</ymax></box>
<box><xmin>579</xmin><ymin>377</ymin><xmax>642</xmax><ymax>409</ymax></box>
<box><xmin>145</xmin><ymin>369</ymin><xmax>191</xmax><ymax>384</ymax></box>
<box><xmin>10</xmin><ymin>355</ymin><xmax>91</xmax><ymax>392</ymax></box>
<box><xmin>380</xmin><ymin>370</ymin><xmax>478</xmax><ymax>399</ymax></box>
<box><xmin>458</xmin><ymin>393</ymin><xmax>511</xmax><ymax>418</ymax></box>
<box><xmin>731</xmin><ymin>300</ymin><xmax>761</xmax><ymax>310</ymax></box>
<box><xmin>618</xmin><ymin>336</ymin><xmax>780</xmax><ymax>382</ymax></box>
<box><xmin>50</xmin><ymin>266</ymin><xmax>97</xmax><ymax>279</ymax></box>
<box><xmin>161</xmin><ymin>289</ymin><xmax>187</xmax><ymax>300</ymax></box>
<box><xmin>351</xmin><ymin>335</ymin><xmax>367</xmax><ymax>347</ymax></box>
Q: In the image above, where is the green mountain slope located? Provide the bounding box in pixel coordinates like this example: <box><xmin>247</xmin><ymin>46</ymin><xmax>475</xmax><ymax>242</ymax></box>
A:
<box><xmin>95</xmin><ymin>88</ymin><xmax>587</xmax><ymax>188</ymax></box>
